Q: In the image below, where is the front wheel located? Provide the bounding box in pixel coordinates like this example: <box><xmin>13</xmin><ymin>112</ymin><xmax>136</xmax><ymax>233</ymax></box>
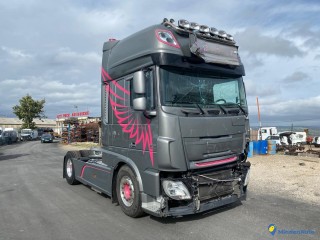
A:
<box><xmin>116</xmin><ymin>165</ymin><xmax>144</xmax><ymax>218</ymax></box>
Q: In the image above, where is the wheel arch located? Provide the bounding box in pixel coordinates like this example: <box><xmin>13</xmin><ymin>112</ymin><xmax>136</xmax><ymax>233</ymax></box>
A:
<box><xmin>112</xmin><ymin>159</ymin><xmax>144</xmax><ymax>200</ymax></box>
<box><xmin>95</xmin><ymin>148</ymin><xmax>144</xmax><ymax>201</ymax></box>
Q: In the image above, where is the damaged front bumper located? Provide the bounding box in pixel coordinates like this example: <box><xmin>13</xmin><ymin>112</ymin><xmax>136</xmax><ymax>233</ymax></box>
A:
<box><xmin>141</xmin><ymin>161</ymin><xmax>250</xmax><ymax>217</ymax></box>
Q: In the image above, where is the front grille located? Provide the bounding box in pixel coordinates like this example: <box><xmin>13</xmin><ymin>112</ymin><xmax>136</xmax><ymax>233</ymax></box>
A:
<box><xmin>197</xmin><ymin>170</ymin><xmax>234</xmax><ymax>201</ymax></box>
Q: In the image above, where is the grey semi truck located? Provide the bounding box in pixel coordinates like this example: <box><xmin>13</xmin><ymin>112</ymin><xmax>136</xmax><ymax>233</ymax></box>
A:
<box><xmin>63</xmin><ymin>18</ymin><xmax>251</xmax><ymax>217</ymax></box>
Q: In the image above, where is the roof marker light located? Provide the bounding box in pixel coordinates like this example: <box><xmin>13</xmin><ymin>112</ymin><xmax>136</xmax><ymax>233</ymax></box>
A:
<box><xmin>189</xmin><ymin>22</ymin><xmax>200</xmax><ymax>31</ymax></box>
<box><xmin>199</xmin><ymin>25</ymin><xmax>210</xmax><ymax>34</ymax></box>
<box><xmin>155</xmin><ymin>29</ymin><xmax>180</xmax><ymax>49</ymax></box>
<box><xmin>178</xmin><ymin>19</ymin><xmax>190</xmax><ymax>29</ymax></box>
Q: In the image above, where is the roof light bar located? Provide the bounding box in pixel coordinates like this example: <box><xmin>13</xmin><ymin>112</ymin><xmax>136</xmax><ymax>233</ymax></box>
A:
<box><xmin>178</xmin><ymin>19</ymin><xmax>190</xmax><ymax>29</ymax></box>
<box><xmin>163</xmin><ymin>18</ymin><xmax>235</xmax><ymax>43</ymax></box>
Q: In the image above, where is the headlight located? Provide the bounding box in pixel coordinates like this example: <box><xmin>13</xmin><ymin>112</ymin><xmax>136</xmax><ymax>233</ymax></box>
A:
<box><xmin>244</xmin><ymin>169</ymin><xmax>250</xmax><ymax>186</ymax></box>
<box><xmin>162</xmin><ymin>180</ymin><xmax>191</xmax><ymax>200</ymax></box>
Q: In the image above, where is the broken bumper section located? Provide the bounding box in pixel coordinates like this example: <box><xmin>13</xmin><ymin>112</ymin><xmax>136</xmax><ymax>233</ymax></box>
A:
<box><xmin>142</xmin><ymin>162</ymin><xmax>250</xmax><ymax>217</ymax></box>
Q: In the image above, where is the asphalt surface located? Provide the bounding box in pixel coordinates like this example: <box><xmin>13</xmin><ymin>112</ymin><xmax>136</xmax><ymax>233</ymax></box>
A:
<box><xmin>0</xmin><ymin>141</ymin><xmax>319</xmax><ymax>240</ymax></box>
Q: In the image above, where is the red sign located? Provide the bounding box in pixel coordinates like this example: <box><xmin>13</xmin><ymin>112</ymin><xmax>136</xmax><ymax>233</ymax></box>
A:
<box><xmin>72</xmin><ymin>111</ymin><xmax>89</xmax><ymax>117</ymax></box>
<box><xmin>56</xmin><ymin>111</ymin><xmax>89</xmax><ymax>119</ymax></box>
<box><xmin>56</xmin><ymin>113</ymin><xmax>70</xmax><ymax>119</ymax></box>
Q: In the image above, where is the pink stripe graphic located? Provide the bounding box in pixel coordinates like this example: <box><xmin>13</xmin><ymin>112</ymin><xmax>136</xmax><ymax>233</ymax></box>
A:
<box><xmin>195</xmin><ymin>156</ymin><xmax>237</xmax><ymax>167</ymax></box>
<box><xmin>80</xmin><ymin>165</ymin><xmax>111</xmax><ymax>178</ymax></box>
<box><xmin>102</xmin><ymin>68</ymin><xmax>154</xmax><ymax>166</ymax></box>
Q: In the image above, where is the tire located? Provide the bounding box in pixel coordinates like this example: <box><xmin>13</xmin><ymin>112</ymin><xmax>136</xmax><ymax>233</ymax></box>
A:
<box><xmin>64</xmin><ymin>151</ymin><xmax>81</xmax><ymax>185</ymax></box>
<box><xmin>116</xmin><ymin>165</ymin><xmax>144</xmax><ymax>218</ymax></box>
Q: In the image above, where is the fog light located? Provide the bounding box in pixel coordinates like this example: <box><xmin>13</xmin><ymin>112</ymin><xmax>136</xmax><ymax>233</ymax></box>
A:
<box><xmin>162</xmin><ymin>180</ymin><xmax>191</xmax><ymax>200</ymax></box>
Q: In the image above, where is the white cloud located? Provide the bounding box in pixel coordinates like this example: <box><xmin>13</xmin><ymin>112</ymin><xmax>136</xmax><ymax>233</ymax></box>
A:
<box><xmin>235</xmin><ymin>28</ymin><xmax>304</xmax><ymax>57</ymax></box>
<box><xmin>0</xmin><ymin>0</ymin><xmax>319</xmax><ymax>125</ymax></box>
<box><xmin>282</xmin><ymin>71</ymin><xmax>310</xmax><ymax>84</ymax></box>
<box><xmin>52</xmin><ymin>48</ymin><xmax>101</xmax><ymax>65</ymax></box>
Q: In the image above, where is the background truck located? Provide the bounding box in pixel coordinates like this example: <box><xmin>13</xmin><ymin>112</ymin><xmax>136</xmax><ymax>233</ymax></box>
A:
<box><xmin>63</xmin><ymin>18</ymin><xmax>251</xmax><ymax>217</ymax></box>
<box><xmin>278</xmin><ymin>131</ymin><xmax>307</xmax><ymax>146</ymax></box>
<box><xmin>258</xmin><ymin>127</ymin><xmax>277</xmax><ymax>140</ymax></box>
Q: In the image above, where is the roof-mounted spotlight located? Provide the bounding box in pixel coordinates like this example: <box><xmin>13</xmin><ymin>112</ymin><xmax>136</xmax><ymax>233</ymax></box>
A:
<box><xmin>170</xmin><ymin>18</ymin><xmax>175</xmax><ymax>24</ymax></box>
<box><xmin>226</xmin><ymin>34</ymin><xmax>234</xmax><ymax>41</ymax></box>
<box><xmin>210</xmin><ymin>27</ymin><xmax>219</xmax><ymax>36</ymax></box>
<box><xmin>178</xmin><ymin>19</ymin><xmax>190</xmax><ymax>29</ymax></box>
<box><xmin>218</xmin><ymin>30</ymin><xmax>227</xmax><ymax>38</ymax></box>
<box><xmin>189</xmin><ymin>22</ymin><xmax>200</xmax><ymax>31</ymax></box>
<box><xmin>199</xmin><ymin>25</ymin><xmax>210</xmax><ymax>34</ymax></box>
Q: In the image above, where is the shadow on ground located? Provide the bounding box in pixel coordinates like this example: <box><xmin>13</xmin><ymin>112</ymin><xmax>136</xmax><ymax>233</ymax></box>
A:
<box><xmin>0</xmin><ymin>153</ymin><xmax>30</xmax><ymax>161</ymax></box>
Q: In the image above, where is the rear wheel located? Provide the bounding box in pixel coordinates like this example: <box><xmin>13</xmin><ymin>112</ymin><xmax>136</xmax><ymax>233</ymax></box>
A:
<box><xmin>116</xmin><ymin>165</ymin><xmax>144</xmax><ymax>218</ymax></box>
<box><xmin>64</xmin><ymin>151</ymin><xmax>81</xmax><ymax>185</ymax></box>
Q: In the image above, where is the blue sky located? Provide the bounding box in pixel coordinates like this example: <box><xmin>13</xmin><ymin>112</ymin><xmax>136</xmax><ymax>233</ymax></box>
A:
<box><xmin>0</xmin><ymin>0</ymin><xmax>319</xmax><ymax>126</ymax></box>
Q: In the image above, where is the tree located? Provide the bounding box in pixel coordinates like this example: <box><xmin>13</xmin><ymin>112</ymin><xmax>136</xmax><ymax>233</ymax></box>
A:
<box><xmin>12</xmin><ymin>94</ymin><xmax>46</xmax><ymax>129</ymax></box>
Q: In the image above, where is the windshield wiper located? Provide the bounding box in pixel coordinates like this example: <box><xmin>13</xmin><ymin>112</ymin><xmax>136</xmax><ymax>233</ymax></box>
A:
<box><xmin>179</xmin><ymin>103</ymin><xmax>205</xmax><ymax>116</ymax></box>
<box><xmin>195</xmin><ymin>103</ymin><xmax>205</xmax><ymax>115</ymax></box>
<box><xmin>205</xmin><ymin>103</ymin><xmax>227</xmax><ymax>114</ymax></box>
<box><xmin>222</xmin><ymin>103</ymin><xmax>247</xmax><ymax>116</ymax></box>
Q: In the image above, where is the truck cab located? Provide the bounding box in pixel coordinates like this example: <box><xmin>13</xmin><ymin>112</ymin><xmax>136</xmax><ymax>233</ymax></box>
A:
<box><xmin>63</xmin><ymin>18</ymin><xmax>251</xmax><ymax>217</ymax></box>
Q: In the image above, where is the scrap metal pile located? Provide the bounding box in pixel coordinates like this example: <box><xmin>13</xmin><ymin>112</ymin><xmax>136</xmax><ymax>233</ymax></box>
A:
<box><xmin>61</xmin><ymin>121</ymin><xmax>99</xmax><ymax>144</ymax></box>
<box><xmin>277</xmin><ymin>145</ymin><xmax>305</xmax><ymax>155</ymax></box>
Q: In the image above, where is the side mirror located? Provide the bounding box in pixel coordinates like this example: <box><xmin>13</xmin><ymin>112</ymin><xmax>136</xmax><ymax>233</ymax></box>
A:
<box><xmin>133</xmin><ymin>71</ymin><xmax>145</xmax><ymax>94</ymax></box>
<box><xmin>133</xmin><ymin>97</ymin><xmax>146</xmax><ymax>111</ymax></box>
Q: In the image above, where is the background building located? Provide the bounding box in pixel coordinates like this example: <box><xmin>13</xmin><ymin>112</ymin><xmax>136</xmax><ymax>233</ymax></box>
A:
<box><xmin>0</xmin><ymin>118</ymin><xmax>56</xmax><ymax>131</ymax></box>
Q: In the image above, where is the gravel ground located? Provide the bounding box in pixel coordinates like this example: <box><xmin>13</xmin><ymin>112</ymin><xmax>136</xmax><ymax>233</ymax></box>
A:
<box><xmin>249</xmin><ymin>153</ymin><xmax>320</xmax><ymax>206</ymax></box>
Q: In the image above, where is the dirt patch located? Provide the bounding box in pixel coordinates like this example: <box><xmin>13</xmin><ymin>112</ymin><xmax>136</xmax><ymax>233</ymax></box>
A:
<box><xmin>249</xmin><ymin>154</ymin><xmax>320</xmax><ymax>206</ymax></box>
<box><xmin>59</xmin><ymin>142</ymin><xmax>99</xmax><ymax>151</ymax></box>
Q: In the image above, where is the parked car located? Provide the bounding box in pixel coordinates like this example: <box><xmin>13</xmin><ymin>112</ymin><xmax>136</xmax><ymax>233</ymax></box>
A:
<box><xmin>265</xmin><ymin>135</ymin><xmax>281</xmax><ymax>145</ymax></box>
<box><xmin>41</xmin><ymin>133</ymin><xmax>53</xmax><ymax>143</ymax></box>
<box><xmin>0</xmin><ymin>130</ymin><xmax>18</xmax><ymax>144</ymax></box>
<box><xmin>313</xmin><ymin>136</ymin><xmax>320</xmax><ymax>147</ymax></box>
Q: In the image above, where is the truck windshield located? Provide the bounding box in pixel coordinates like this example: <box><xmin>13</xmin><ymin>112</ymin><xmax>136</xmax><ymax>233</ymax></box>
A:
<box><xmin>21</xmin><ymin>130</ymin><xmax>32</xmax><ymax>134</ymax></box>
<box><xmin>160</xmin><ymin>67</ymin><xmax>247</xmax><ymax>111</ymax></box>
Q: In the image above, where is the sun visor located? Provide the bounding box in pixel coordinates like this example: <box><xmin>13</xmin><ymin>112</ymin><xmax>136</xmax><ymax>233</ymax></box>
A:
<box><xmin>190</xmin><ymin>34</ymin><xmax>240</xmax><ymax>66</ymax></box>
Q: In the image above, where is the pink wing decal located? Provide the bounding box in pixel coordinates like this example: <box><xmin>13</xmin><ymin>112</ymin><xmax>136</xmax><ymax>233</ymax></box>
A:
<box><xmin>101</xmin><ymin>68</ymin><xmax>154</xmax><ymax>166</ymax></box>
